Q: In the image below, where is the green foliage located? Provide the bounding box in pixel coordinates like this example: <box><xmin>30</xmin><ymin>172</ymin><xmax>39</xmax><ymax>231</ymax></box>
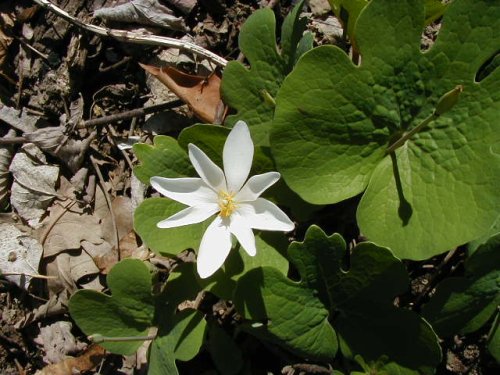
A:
<box><xmin>133</xmin><ymin>136</ymin><xmax>193</xmax><ymax>185</ymax></box>
<box><xmin>69</xmin><ymin>260</ymin><xmax>206</xmax><ymax>373</ymax></box>
<box><xmin>327</xmin><ymin>0</ymin><xmax>447</xmax><ymax>46</ymax></box>
<box><xmin>69</xmin><ymin>259</ymin><xmax>155</xmax><ymax>355</ymax></box>
<box><xmin>235</xmin><ymin>226</ymin><xmax>441</xmax><ymax>372</ymax></box>
<box><xmin>271</xmin><ymin>0</ymin><xmax>500</xmax><ymax>259</ymax></box>
<box><xmin>221</xmin><ymin>0</ymin><xmax>312</xmax><ymax>145</ymax></box>
<box><xmin>422</xmin><ymin>234</ymin><xmax>500</xmax><ymax>338</ymax></box>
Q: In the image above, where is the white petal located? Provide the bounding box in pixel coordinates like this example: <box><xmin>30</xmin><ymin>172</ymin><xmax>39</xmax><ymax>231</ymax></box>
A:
<box><xmin>197</xmin><ymin>216</ymin><xmax>232</xmax><ymax>278</ymax></box>
<box><xmin>151</xmin><ymin>176</ymin><xmax>217</xmax><ymax>206</ymax></box>
<box><xmin>188</xmin><ymin>144</ymin><xmax>227</xmax><ymax>192</ymax></box>
<box><xmin>157</xmin><ymin>204</ymin><xmax>219</xmax><ymax>229</ymax></box>
<box><xmin>237</xmin><ymin>198</ymin><xmax>294</xmax><ymax>232</ymax></box>
<box><xmin>223</xmin><ymin>121</ymin><xmax>254</xmax><ymax>193</ymax></box>
<box><xmin>236</xmin><ymin>172</ymin><xmax>281</xmax><ymax>202</ymax></box>
<box><xmin>229</xmin><ymin>213</ymin><xmax>256</xmax><ymax>256</ymax></box>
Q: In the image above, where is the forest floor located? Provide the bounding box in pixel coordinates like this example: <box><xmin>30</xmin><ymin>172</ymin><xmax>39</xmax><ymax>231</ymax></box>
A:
<box><xmin>0</xmin><ymin>0</ymin><xmax>497</xmax><ymax>374</ymax></box>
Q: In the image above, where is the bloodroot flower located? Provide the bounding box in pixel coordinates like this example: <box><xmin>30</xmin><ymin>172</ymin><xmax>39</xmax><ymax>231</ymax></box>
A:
<box><xmin>150</xmin><ymin>121</ymin><xmax>294</xmax><ymax>278</ymax></box>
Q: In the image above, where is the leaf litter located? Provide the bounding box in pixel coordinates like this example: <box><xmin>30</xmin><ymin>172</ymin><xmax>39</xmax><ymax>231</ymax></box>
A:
<box><xmin>0</xmin><ymin>0</ymin><xmax>498</xmax><ymax>374</ymax></box>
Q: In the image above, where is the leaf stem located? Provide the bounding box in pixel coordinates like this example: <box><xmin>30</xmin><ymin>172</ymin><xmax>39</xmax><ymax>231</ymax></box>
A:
<box><xmin>88</xmin><ymin>334</ymin><xmax>156</xmax><ymax>343</ymax></box>
<box><xmin>385</xmin><ymin>113</ymin><xmax>438</xmax><ymax>154</ymax></box>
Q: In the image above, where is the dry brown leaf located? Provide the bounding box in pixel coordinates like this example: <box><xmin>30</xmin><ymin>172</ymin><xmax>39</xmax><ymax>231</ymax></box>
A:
<box><xmin>24</xmin><ymin>127</ymin><xmax>96</xmax><ymax>173</ymax></box>
<box><xmin>94</xmin><ymin>0</ymin><xmax>187</xmax><ymax>31</ymax></box>
<box><xmin>10</xmin><ymin>144</ymin><xmax>59</xmax><ymax>228</ymax></box>
<box><xmin>34</xmin><ymin>321</ymin><xmax>86</xmax><ymax>364</ymax></box>
<box><xmin>0</xmin><ymin>223</ymin><xmax>43</xmax><ymax>288</ymax></box>
<box><xmin>35</xmin><ymin>344</ymin><xmax>106</xmax><ymax>375</ymax></box>
<box><xmin>0</xmin><ymin>11</ymin><xmax>14</xmax><ymax>69</ymax></box>
<box><xmin>0</xmin><ymin>103</ymin><xmax>39</xmax><ymax>132</ymax></box>
<box><xmin>0</xmin><ymin>129</ymin><xmax>15</xmax><ymax>206</ymax></box>
<box><xmin>41</xmin><ymin>202</ymin><xmax>104</xmax><ymax>258</ymax></box>
<box><xmin>140</xmin><ymin>63</ymin><xmax>222</xmax><ymax>123</ymax></box>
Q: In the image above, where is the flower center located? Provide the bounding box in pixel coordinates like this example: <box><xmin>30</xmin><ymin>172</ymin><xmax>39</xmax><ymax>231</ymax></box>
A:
<box><xmin>218</xmin><ymin>191</ymin><xmax>237</xmax><ymax>218</ymax></box>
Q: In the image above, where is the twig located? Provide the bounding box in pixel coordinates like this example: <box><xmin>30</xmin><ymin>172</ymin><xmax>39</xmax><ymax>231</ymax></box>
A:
<box><xmin>0</xmin><ymin>136</ymin><xmax>27</xmax><ymax>145</ymax></box>
<box><xmin>90</xmin><ymin>155</ymin><xmax>120</xmax><ymax>258</ymax></box>
<box><xmin>1</xmin><ymin>272</ymin><xmax>57</xmax><ymax>280</ymax></box>
<box><xmin>32</xmin><ymin>0</ymin><xmax>228</xmax><ymax>67</ymax></box>
<box><xmin>77</xmin><ymin>100</ymin><xmax>183</xmax><ymax>128</ymax></box>
<box><xmin>105</xmin><ymin>124</ymin><xmax>134</xmax><ymax>170</ymax></box>
<box><xmin>0</xmin><ymin>101</ymin><xmax>183</xmax><ymax>144</ymax></box>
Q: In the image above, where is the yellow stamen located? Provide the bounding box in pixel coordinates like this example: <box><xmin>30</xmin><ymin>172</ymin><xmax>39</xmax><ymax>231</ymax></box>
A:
<box><xmin>218</xmin><ymin>191</ymin><xmax>236</xmax><ymax>218</ymax></box>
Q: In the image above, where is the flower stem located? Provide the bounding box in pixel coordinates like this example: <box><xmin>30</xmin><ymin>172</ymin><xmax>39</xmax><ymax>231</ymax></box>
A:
<box><xmin>385</xmin><ymin>113</ymin><xmax>438</xmax><ymax>154</ymax></box>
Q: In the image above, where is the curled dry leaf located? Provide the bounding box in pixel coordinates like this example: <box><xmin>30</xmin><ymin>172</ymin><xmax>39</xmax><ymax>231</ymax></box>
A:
<box><xmin>140</xmin><ymin>63</ymin><xmax>222</xmax><ymax>123</ymax></box>
<box><xmin>94</xmin><ymin>0</ymin><xmax>187</xmax><ymax>31</ymax></box>
<box><xmin>34</xmin><ymin>321</ymin><xmax>86</xmax><ymax>364</ymax></box>
<box><xmin>0</xmin><ymin>129</ymin><xmax>15</xmax><ymax>206</ymax></box>
<box><xmin>0</xmin><ymin>223</ymin><xmax>43</xmax><ymax>288</ymax></box>
<box><xmin>10</xmin><ymin>144</ymin><xmax>59</xmax><ymax>228</ymax></box>
<box><xmin>35</xmin><ymin>344</ymin><xmax>106</xmax><ymax>375</ymax></box>
<box><xmin>0</xmin><ymin>11</ymin><xmax>14</xmax><ymax>70</ymax></box>
<box><xmin>164</xmin><ymin>0</ymin><xmax>198</xmax><ymax>15</ymax></box>
<box><xmin>24</xmin><ymin>127</ymin><xmax>96</xmax><ymax>173</ymax></box>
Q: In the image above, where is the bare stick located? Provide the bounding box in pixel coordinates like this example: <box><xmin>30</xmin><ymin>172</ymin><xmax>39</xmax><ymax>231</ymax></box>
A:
<box><xmin>1</xmin><ymin>272</ymin><xmax>57</xmax><ymax>280</ymax></box>
<box><xmin>32</xmin><ymin>0</ymin><xmax>228</xmax><ymax>67</ymax></box>
<box><xmin>78</xmin><ymin>100</ymin><xmax>183</xmax><ymax>128</ymax></box>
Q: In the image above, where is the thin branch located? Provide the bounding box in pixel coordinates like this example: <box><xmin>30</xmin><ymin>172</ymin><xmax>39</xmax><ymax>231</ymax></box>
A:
<box><xmin>32</xmin><ymin>0</ymin><xmax>228</xmax><ymax>67</ymax></box>
<box><xmin>78</xmin><ymin>100</ymin><xmax>183</xmax><ymax>128</ymax></box>
<box><xmin>1</xmin><ymin>272</ymin><xmax>57</xmax><ymax>280</ymax></box>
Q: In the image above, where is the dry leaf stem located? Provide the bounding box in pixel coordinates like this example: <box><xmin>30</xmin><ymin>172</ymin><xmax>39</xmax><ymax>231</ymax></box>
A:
<box><xmin>32</xmin><ymin>0</ymin><xmax>228</xmax><ymax>67</ymax></box>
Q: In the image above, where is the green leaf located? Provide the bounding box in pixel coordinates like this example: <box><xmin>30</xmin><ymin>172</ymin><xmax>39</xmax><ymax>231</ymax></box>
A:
<box><xmin>148</xmin><ymin>263</ymin><xmax>206</xmax><ymax>375</ymax></box>
<box><xmin>235</xmin><ymin>226</ymin><xmax>441</xmax><ymax>371</ymax></box>
<box><xmin>178</xmin><ymin>124</ymin><xmax>275</xmax><ymax>175</ymax></box>
<box><xmin>149</xmin><ymin>310</ymin><xmax>207</xmax><ymax>375</ymax></box>
<box><xmin>422</xmin><ymin>233</ymin><xmax>500</xmax><ymax>337</ymax></box>
<box><xmin>69</xmin><ymin>259</ymin><xmax>155</xmax><ymax>355</ymax></box>
<box><xmin>487</xmin><ymin>312</ymin><xmax>500</xmax><ymax>362</ymax></box>
<box><xmin>272</xmin><ymin>0</ymin><xmax>500</xmax><ymax>259</ymax></box>
<box><xmin>327</xmin><ymin>0</ymin><xmax>368</xmax><ymax>45</ymax></box>
<box><xmin>133</xmin><ymin>136</ymin><xmax>193</xmax><ymax>185</ymax></box>
<box><xmin>207</xmin><ymin>323</ymin><xmax>244</xmax><ymax>375</ymax></box>
<box><xmin>327</xmin><ymin>0</ymin><xmax>448</xmax><ymax>46</ymax></box>
<box><xmin>200</xmin><ymin>231</ymin><xmax>289</xmax><ymax>300</ymax></box>
<box><xmin>134</xmin><ymin>197</ymin><xmax>209</xmax><ymax>256</ymax></box>
<box><xmin>221</xmin><ymin>0</ymin><xmax>311</xmax><ymax>145</ymax></box>
<box><xmin>235</xmin><ymin>266</ymin><xmax>338</xmax><ymax>361</ymax></box>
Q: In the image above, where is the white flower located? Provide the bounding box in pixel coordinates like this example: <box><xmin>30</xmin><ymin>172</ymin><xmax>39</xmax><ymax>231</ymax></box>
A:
<box><xmin>150</xmin><ymin>121</ymin><xmax>294</xmax><ymax>278</ymax></box>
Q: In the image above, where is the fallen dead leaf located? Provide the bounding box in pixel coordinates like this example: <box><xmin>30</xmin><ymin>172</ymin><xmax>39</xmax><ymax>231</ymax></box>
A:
<box><xmin>10</xmin><ymin>144</ymin><xmax>59</xmax><ymax>228</ymax></box>
<box><xmin>0</xmin><ymin>223</ymin><xmax>43</xmax><ymax>288</ymax></box>
<box><xmin>34</xmin><ymin>321</ymin><xmax>86</xmax><ymax>364</ymax></box>
<box><xmin>0</xmin><ymin>11</ymin><xmax>14</xmax><ymax>70</ymax></box>
<box><xmin>94</xmin><ymin>0</ymin><xmax>187</xmax><ymax>31</ymax></box>
<box><xmin>0</xmin><ymin>102</ymin><xmax>39</xmax><ymax>132</ymax></box>
<box><xmin>41</xmin><ymin>201</ymin><xmax>104</xmax><ymax>258</ymax></box>
<box><xmin>35</xmin><ymin>344</ymin><xmax>106</xmax><ymax>375</ymax></box>
<box><xmin>165</xmin><ymin>0</ymin><xmax>197</xmax><ymax>15</ymax></box>
<box><xmin>140</xmin><ymin>63</ymin><xmax>222</xmax><ymax>123</ymax></box>
<box><xmin>0</xmin><ymin>129</ymin><xmax>15</xmax><ymax>206</ymax></box>
<box><xmin>24</xmin><ymin>127</ymin><xmax>96</xmax><ymax>173</ymax></box>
